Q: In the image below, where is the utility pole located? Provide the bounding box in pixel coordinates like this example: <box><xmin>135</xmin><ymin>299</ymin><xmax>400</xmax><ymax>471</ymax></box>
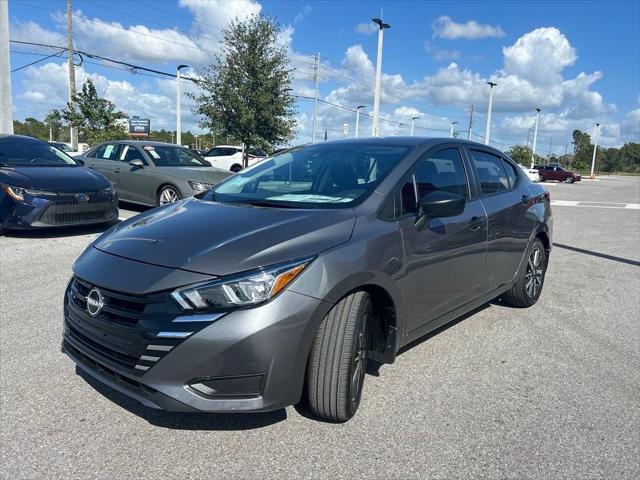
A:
<box><xmin>467</xmin><ymin>105</ymin><xmax>473</xmax><ymax>141</ymax></box>
<box><xmin>590</xmin><ymin>123</ymin><xmax>600</xmax><ymax>179</ymax></box>
<box><xmin>531</xmin><ymin>108</ymin><xmax>541</xmax><ymax>168</ymax></box>
<box><xmin>484</xmin><ymin>81</ymin><xmax>497</xmax><ymax>145</ymax></box>
<box><xmin>355</xmin><ymin>105</ymin><xmax>365</xmax><ymax>138</ymax></box>
<box><xmin>176</xmin><ymin>64</ymin><xmax>188</xmax><ymax>146</ymax></box>
<box><xmin>548</xmin><ymin>137</ymin><xmax>553</xmax><ymax>163</ymax></box>
<box><xmin>311</xmin><ymin>53</ymin><xmax>320</xmax><ymax>143</ymax></box>
<box><xmin>0</xmin><ymin>0</ymin><xmax>12</xmax><ymax>133</ymax></box>
<box><xmin>410</xmin><ymin>115</ymin><xmax>419</xmax><ymax>136</ymax></box>
<box><xmin>371</xmin><ymin>17</ymin><xmax>390</xmax><ymax>137</ymax></box>
<box><xmin>67</xmin><ymin>0</ymin><xmax>78</xmax><ymax>149</ymax></box>
<box><xmin>450</xmin><ymin>121</ymin><xmax>458</xmax><ymax>138</ymax></box>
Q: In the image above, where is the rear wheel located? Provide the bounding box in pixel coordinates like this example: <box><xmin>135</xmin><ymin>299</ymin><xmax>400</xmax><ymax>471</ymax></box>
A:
<box><xmin>156</xmin><ymin>185</ymin><xmax>181</xmax><ymax>206</ymax></box>
<box><xmin>565</xmin><ymin>176</ymin><xmax>574</xmax><ymax>183</ymax></box>
<box><xmin>502</xmin><ymin>238</ymin><xmax>547</xmax><ymax>308</ymax></box>
<box><xmin>305</xmin><ymin>291</ymin><xmax>371</xmax><ymax>422</ymax></box>
<box><xmin>230</xmin><ymin>164</ymin><xmax>242</xmax><ymax>173</ymax></box>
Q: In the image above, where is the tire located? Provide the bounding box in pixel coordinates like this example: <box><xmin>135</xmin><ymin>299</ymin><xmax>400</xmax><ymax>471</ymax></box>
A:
<box><xmin>156</xmin><ymin>185</ymin><xmax>182</xmax><ymax>206</ymax></box>
<box><xmin>502</xmin><ymin>238</ymin><xmax>547</xmax><ymax>308</ymax></box>
<box><xmin>305</xmin><ymin>291</ymin><xmax>371</xmax><ymax>422</ymax></box>
<box><xmin>230</xmin><ymin>164</ymin><xmax>242</xmax><ymax>173</ymax></box>
<box><xmin>565</xmin><ymin>176</ymin><xmax>574</xmax><ymax>183</ymax></box>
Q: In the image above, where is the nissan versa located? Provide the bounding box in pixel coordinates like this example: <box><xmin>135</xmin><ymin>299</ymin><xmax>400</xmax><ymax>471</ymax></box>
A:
<box><xmin>1</xmin><ymin>135</ymin><xmax>118</xmax><ymax>234</ymax></box>
<box><xmin>62</xmin><ymin>138</ymin><xmax>552</xmax><ymax>422</ymax></box>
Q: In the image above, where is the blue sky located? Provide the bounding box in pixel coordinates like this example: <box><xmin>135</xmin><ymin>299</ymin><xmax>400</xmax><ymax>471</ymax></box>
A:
<box><xmin>7</xmin><ymin>0</ymin><xmax>640</xmax><ymax>150</ymax></box>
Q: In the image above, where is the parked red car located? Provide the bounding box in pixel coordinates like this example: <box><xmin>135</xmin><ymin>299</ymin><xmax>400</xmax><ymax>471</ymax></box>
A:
<box><xmin>534</xmin><ymin>165</ymin><xmax>582</xmax><ymax>183</ymax></box>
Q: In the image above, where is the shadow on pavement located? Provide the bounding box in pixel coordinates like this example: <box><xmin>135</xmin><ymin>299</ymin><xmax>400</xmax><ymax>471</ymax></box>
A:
<box><xmin>554</xmin><ymin>242</ymin><xmax>640</xmax><ymax>267</ymax></box>
<box><xmin>77</xmin><ymin>368</ymin><xmax>287</xmax><ymax>431</ymax></box>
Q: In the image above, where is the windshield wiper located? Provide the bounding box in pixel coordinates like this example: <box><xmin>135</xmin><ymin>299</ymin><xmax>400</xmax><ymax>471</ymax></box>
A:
<box><xmin>231</xmin><ymin>199</ymin><xmax>304</xmax><ymax>209</ymax></box>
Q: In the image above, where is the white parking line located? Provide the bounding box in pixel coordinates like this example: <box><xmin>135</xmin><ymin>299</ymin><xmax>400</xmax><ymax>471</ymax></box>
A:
<box><xmin>551</xmin><ymin>201</ymin><xmax>640</xmax><ymax>210</ymax></box>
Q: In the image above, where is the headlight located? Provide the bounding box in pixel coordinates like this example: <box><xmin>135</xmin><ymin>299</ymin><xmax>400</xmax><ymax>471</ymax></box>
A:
<box><xmin>171</xmin><ymin>257</ymin><xmax>314</xmax><ymax>310</ymax></box>
<box><xmin>1</xmin><ymin>185</ymin><xmax>57</xmax><ymax>201</ymax></box>
<box><xmin>99</xmin><ymin>184</ymin><xmax>116</xmax><ymax>195</ymax></box>
<box><xmin>189</xmin><ymin>181</ymin><xmax>214</xmax><ymax>192</ymax></box>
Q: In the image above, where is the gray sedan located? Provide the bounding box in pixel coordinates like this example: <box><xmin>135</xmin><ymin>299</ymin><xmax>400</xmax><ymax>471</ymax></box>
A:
<box><xmin>79</xmin><ymin>141</ymin><xmax>231</xmax><ymax>206</ymax></box>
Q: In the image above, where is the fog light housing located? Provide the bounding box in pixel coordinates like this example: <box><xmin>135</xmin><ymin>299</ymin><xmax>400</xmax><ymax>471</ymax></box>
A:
<box><xmin>188</xmin><ymin>374</ymin><xmax>266</xmax><ymax>398</ymax></box>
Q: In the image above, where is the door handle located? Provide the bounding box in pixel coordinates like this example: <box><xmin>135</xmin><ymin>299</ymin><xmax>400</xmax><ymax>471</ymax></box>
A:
<box><xmin>467</xmin><ymin>216</ymin><xmax>483</xmax><ymax>231</ymax></box>
<box><xmin>88</xmin><ymin>165</ymin><xmax>95</xmax><ymax>169</ymax></box>
<box><xmin>114</xmin><ymin>168</ymin><xmax>121</xmax><ymax>173</ymax></box>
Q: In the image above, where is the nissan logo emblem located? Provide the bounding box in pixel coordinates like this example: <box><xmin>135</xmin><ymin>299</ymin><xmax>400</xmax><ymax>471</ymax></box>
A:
<box><xmin>86</xmin><ymin>287</ymin><xmax>106</xmax><ymax>317</ymax></box>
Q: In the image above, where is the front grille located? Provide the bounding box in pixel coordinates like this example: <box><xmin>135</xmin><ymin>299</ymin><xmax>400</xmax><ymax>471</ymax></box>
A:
<box><xmin>39</xmin><ymin>194</ymin><xmax>116</xmax><ymax>225</ymax></box>
<box><xmin>64</xmin><ymin>276</ymin><xmax>210</xmax><ymax>376</ymax></box>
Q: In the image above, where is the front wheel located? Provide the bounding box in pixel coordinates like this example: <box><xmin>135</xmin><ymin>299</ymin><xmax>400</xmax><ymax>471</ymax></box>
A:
<box><xmin>305</xmin><ymin>291</ymin><xmax>371</xmax><ymax>422</ymax></box>
<box><xmin>156</xmin><ymin>185</ymin><xmax>181</xmax><ymax>206</ymax></box>
<box><xmin>565</xmin><ymin>176</ymin><xmax>574</xmax><ymax>183</ymax></box>
<box><xmin>502</xmin><ymin>238</ymin><xmax>547</xmax><ymax>308</ymax></box>
<box><xmin>230</xmin><ymin>164</ymin><xmax>243</xmax><ymax>173</ymax></box>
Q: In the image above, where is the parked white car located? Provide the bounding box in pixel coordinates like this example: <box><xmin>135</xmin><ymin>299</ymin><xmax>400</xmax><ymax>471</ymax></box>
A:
<box><xmin>518</xmin><ymin>164</ymin><xmax>541</xmax><ymax>182</ymax></box>
<box><xmin>203</xmin><ymin>145</ymin><xmax>266</xmax><ymax>172</ymax></box>
<box><xmin>48</xmin><ymin>141</ymin><xmax>83</xmax><ymax>157</ymax></box>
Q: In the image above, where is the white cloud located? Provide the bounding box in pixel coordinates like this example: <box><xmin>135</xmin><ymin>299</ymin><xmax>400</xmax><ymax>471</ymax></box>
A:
<box><xmin>354</xmin><ymin>22</ymin><xmax>378</xmax><ymax>35</ymax></box>
<box><xmin>424</xmin><ymin>42</ymin><xmax>461</xmax><ymax>61</ymax></box>
<box><xmin>10</xmin><ymin>21</ymin><xmax>65</xmax><ymax>47</ymax></box>
<box><xmin>503</xmin><ymin>27</ymin><xmax>576</xmax><ymax>83</ymax></box>
<box><xmin>294</xmin><ymin>5</ymin><xmax>312</xmax><ymax>24</ymax></box>
<box><xmin>432</xmin><ymin>16</ymin><xmax>505</xmax><ymax>40</ymax></box>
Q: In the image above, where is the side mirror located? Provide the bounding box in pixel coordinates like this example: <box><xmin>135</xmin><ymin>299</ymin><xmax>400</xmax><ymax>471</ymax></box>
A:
<box><xmin>128</xmin><ymin>159</ymin><xmax>144</xmax><ymax>168</ymax></box>
<box><xmin>75</xmin><ymin>158</ymin><xmax>85</xmax><ymax>165</ymax></box>
<box><xmin>415</xmin><ymin>191</ymin><xmax>466</xmax><ymax>229</ymax></box>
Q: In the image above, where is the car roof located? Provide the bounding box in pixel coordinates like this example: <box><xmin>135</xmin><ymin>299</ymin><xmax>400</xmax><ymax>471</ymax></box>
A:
<box><xmin>0</xmin><ymin>134</ymin><xmax>47</xmax><ymax>144</ymax></box>
<box><xmin>211</xmin><ymin>145</ymin><xmax>242</xmax><ymax>149</ymax></box>
<box><xmin>310</xmin><ymin>136</ymin><xmax>505</xmax><ymax>153</ymax></box>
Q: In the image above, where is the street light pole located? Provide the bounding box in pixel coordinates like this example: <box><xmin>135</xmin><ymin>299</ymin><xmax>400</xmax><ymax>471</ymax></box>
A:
<box><xmin>590</xmin><ymin>123</ymin><xmax>600</xmax><ymax>179</ymax></box>
<box><xmin>531</xmin><ymin>108</ymin><xmax>541</xmax><ymax>168</ymax></box>
<box><xmin>371</xmin><ymin>17</ymin><xmax>390</xmax><ymax>137</ymax></box>
<box><xmin>410</xmin><ymin>115</ymin><xmax>419</xmax><ymax>136</ymax></box>
<box><xmin>355</xmin><ymin>105</ymin><xmax>366</xmax><ymax>138</ymax></box>
<box><xmin>450</xmin><ymin>121</ymin><xmax>459</xmax><ymax>138</ymax></box>
<box><xmin>311</xmin><ymin>53</ymin><xmax>320</xmax><ymax>143</ymax></box>
<box><xmin>0</xmin><ymin>0</ymin><xmax>13</xmax><ymax>134</ymax></box>
<box><xmin>484</xmin><ymin>81</ymin><xmax>497</xmax><ymax>145</ymax></box>
<box><xmin>176</xmin><ymin>64</ymin><xmax>188</xmax><ymax>146</ymax></box>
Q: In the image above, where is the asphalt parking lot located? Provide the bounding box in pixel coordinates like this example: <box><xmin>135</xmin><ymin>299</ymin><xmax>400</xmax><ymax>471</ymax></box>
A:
<box><xmin>1</xmin><ymin>176</ymin><xmax>639</xmax><ymax>479</ymax></box>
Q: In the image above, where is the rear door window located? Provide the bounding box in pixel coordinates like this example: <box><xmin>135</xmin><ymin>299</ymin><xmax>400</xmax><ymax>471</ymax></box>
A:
<box><xmin>501</xmin><ymin>159</ymin><xmax>519</xmax><ymax>188</ymax></box>
<box><xmin>470</xmin><ymin>150</ymin><xmax>509</xmax><ymax>195</ymax></box>
<box><xmin>94</xmin><ymin>144</ymin><xmax>120</xmax><ymax>161</ymax></box>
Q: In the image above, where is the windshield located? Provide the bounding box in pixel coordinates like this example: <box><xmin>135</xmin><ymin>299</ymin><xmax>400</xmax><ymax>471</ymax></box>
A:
<box><xmin>211</xmin><ymin>143</ymin><xmax>410</xmax><ymax>208</ymax></box>
<box><xmin>143</xmin><ymin>145</ymin><xmax>209</xmax><ymax>167</ymax></box>
<box><xmin>51</xmin><ymin>143</ymin><xmax>74</xmax><ymax>152</ymax></box>
<box><xmin>0</xmin><ymin>142</ymin><xmax>78</xmax><ymax>167</ymax></box>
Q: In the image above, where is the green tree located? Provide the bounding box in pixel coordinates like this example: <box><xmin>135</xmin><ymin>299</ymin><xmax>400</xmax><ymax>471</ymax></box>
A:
<box><xmin>44</xmin><ymin>109</ymin><xmax>63</xmax><ymax>141</ymax></box>
<box><xmin>505</xmin><ymin>144</ymin><xmax>544</xmax><ymax>166</ymax></box>
<box><xmin>62</xmin><ymin>80</ymin><xmax>129</xmax><ymax>145</ymax></box>
<box><xmin>572</xmin><ymin>129</ymin><xmax>592</xmax><ymax>171</ymax></box>
<box><xmin>191</xmin><ymin>14</ymin><xmax>296</xmax><ymax>166</ymax></box>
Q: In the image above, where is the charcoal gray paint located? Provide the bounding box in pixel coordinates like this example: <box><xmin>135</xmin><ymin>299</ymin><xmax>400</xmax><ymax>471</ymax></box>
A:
<box><xmin>63</xmin><ymin>137</ymin><xmax>553</xmax><ymax>413</ymax></box>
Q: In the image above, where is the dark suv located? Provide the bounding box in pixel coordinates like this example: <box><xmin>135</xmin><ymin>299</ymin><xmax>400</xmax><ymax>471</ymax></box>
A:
<box><xmin>534</xmin><ymin>165</ymin><xmax>581</xmax><ymax>183</ymax></box>
<box><xmin>62</xmin><ymin>138</ymin><xmax>552</xmax><ymax>422</ymax></box>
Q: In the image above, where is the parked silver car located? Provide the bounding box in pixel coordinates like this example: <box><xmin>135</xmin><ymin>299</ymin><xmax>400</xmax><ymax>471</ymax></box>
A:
<box><xmin>79</xmin><ymin>141</ymin><xmax>230</xmax><ymax>206</ymax></box>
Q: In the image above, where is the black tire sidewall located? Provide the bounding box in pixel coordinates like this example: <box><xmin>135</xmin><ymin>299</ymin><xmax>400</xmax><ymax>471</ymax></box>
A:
<box><xmin>522</xmin><ymin>239</ymin><xmax>547</xmax><ymax>304</ymax></box>
<box><xmin>346</xmin><ymin>298</ymin><xmax>371</xmax><ymax>417</ymax></box>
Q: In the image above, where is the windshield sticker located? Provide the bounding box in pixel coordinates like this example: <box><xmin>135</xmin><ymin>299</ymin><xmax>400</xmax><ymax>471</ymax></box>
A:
<box><xmin>148</xmin><ymin>150</ymin><xmax>161</xmax><ymax>159</ymax></box>
<box><xmin>143</xmin><ymin>146</ymin><xmax>155</xmax><ymax>151</ymax></box>
<box><xmin>266</xmin><ymin>194</ymin><xmax>353</xmax><ymax>203</ymax></box>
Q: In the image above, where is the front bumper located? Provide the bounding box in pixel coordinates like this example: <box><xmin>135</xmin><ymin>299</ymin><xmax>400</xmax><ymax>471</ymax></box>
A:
<box><xmin>1</xmin><ymin>191</ymin><xmax>118</xmax><ymax>230</ymax></box>
<box><xmin>62</xmin><ymin>277</ymin><xmax>329</xmax><ymax>413</ymax></box>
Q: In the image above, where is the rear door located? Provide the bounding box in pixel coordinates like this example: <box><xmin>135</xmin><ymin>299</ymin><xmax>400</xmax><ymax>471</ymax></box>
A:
<box><xmin>90</xmin><ymin>143</ymin><xmax>121</xmax><ymax>182</ymax></box>
<box><xmin>399</xmin><ymin>145</ymin><xmax>488</xmax><ymax>332</ymax></box>
<box><xmin>467</xmin><ymin>148</ymin><xmax>534</xmax><ymax>288</ymax></box>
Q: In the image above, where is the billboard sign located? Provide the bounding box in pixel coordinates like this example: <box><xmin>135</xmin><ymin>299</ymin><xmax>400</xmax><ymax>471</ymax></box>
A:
<box><xmin>129</xmin><ymin>118</ymin><xmax>150</xmax><ymax>136</ymax></box>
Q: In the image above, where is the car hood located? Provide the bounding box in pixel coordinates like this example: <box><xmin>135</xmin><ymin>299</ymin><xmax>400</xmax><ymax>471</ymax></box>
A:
<box><xmin>0</xmin><ymin>166</ymin><xmax>110</xmax><ymax>192</ymax></box>
<box><xmin>93</xmin><ymin>198</ymin><xmax>356</xmax><ymax>276</ymax></box>
<box><xmin>153</xmin><ymin>166</ymin><xmax>230</xmax><ymax>184</ymax></box>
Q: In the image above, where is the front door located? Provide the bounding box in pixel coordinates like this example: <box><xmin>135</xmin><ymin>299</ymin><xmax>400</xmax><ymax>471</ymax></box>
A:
<box><xmin>115</xmin><ymin>145</ymin><xmax>152</xmax><ymax>204</ymax></box>
<box><xmin>400</xmin><ymin>146</ymin><xmax>488</xmax><ymax>333</ymax></box>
